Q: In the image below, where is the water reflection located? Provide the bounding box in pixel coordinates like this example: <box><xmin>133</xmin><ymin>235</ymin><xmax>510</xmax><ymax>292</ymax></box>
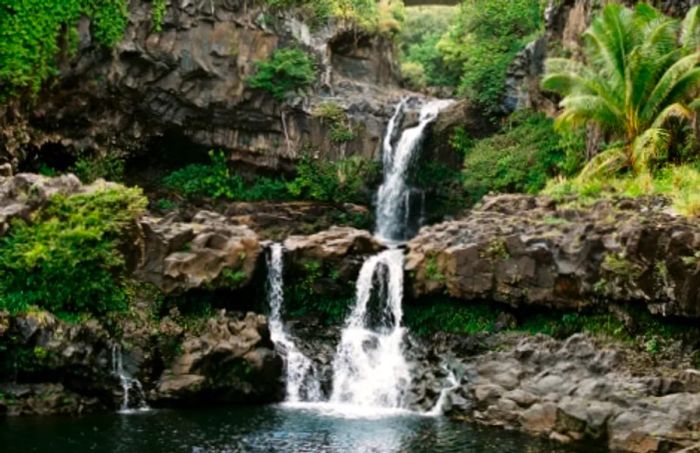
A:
<box><xmin>1</xmin><ymin>405</ymin><xmax>604</xmax><ymax>453</ymax></box>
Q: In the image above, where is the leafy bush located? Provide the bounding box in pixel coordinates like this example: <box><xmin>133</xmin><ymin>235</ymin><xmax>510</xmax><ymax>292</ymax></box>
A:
<box><xmin>72</xmin><ymin>153</ymin><xmax>126</xmax><ymax>183</ymax></box>
<box><xmin>287</xmin><ymin>155</ymin><xmax>380</xmax><ymax>204</ymax></box>
<box><xmin>248</xmin><ymin>48</ymin><xmax>316</xmax><ymax>101</ymax></box>
<box><xmin>458</xmin><ymin>111</ymin><xmax>570</xmax><ymax>203</ymax></box>
<box><xmin>0</xmin><ymin>0</ymin><xmax>128</xmax><ymax>98</ymax></box>
<box><xmin>437</xmin><ymin>0</ymin><xmax>543</xmax><ymax>115</ymax></box>
<box><xmin>0</xmin><ymin>186</ymin><xmax>147</xmax><ymax>316</ymax></box>
<box><xmin>163</xmin><ymin>151</ymin><xmax>379</xmax><ymax>205</ymax></box>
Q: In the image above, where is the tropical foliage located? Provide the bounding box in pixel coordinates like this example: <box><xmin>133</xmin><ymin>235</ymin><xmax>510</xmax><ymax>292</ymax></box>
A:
<box><xmin>542</xmin><ymin>3</ymin><xmax>700</xmax><ymax>178</ymax></box>
<box><xmin>0</xmin><ymin>186</ymin><xmax>147</xmax><ymax>316</ymax></box>
<box><xmin>0</xmin><ymin>0</ymin><xmax>128</xmax><ymax>99</ymax></box>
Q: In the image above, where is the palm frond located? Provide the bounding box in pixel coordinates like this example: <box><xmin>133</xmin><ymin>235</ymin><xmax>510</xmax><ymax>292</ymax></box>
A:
<box><xmin>681</xmin><ymin>6</ymin><xmax>700</xmax><ymax>51</ymax></box>
<box><xmin>640</xmin><ymin>52</ymin><xmax>700</xmax><ymax>123</ymax></box>
<box><xmin>579</xmin><ymin>147</ymin><xmax>629</xmax><ymax>180</ymax></box>
<box><xmin>631</xmin><ymin>127</ymin><xmax>669</xmax><ymax>173</ymax></box>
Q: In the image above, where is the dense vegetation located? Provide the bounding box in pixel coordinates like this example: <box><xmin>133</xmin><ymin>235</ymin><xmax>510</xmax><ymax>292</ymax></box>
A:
<box><xmin>163</xmin><ymin>150</ymin><xmax>380</xmax><ymax>205</ymax></box>
<box><xmin>0</xmin><ymin>0</ymin><xmax>128</xmax><ymax>99</ymax></box>
<box><xmin>0</xmin><ymin>186</ymin><xmax>147</xmax><ymax>317</ymax></box>
<box><xmin>399</xmin><ymin>0</ymin><xmax>543</xmax><ymax>116</ymax></box>
<box><xmin>542</xmin><ymin>3</ymin><xmax>700</xmax><ymax>178</ymax></box>
<box><xmin>456</xmin><ymin>111</ymin><xmax>582</xmax><ymax>203</ymax></box>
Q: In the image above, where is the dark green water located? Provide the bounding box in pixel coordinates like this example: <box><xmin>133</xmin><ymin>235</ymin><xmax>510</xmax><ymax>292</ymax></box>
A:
<box><xmin>1</xmin><ymin>405</ymin><xmax>604</xmax><ymax>452</ymax></box>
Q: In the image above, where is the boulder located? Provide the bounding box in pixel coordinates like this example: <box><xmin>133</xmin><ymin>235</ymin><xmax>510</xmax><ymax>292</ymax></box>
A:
<box><xmin>155</xmin><ymin>311</ymin><xmax>283</xmax><ymax>404</ymax></box>
<box><xmin>137</xmin><ymin>211</ymin><xmax>261</xmax><ymax>293</ymax></box>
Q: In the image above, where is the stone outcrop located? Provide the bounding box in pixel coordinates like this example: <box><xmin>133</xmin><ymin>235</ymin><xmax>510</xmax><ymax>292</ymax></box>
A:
<box><xmin>406</xmin><ymin>194</ymin><xmax>700</xmax><ymax>318</ymax></box>
<box><xmin>155</xmin><ymin>311</ymin><xmax>283</xmax><ymax>405</ymax></box>
<box><xmin>137</xmin><ymin>211</ymin><xmax>261</xmax><ymax>293</ymax></box>
<box><xmin>0</xmin><ymin>0</ymin><xmax>406</xmax><ymax>172</ymax></box>
<box><xmin>283</xmin><ymin>226</ymin><xmax>385</xmax><ymax>298</ymax></box>
<box><xmin>434</xmin><ymin>333</ymin><xmax>700</xmax><ymax>452</ymax></box>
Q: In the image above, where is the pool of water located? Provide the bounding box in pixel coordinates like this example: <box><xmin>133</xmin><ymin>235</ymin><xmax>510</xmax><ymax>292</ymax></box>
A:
<box><xmin>0</xmin><ymin>404</ymin><xmax>605</xmax><ymax>452</ymax></box>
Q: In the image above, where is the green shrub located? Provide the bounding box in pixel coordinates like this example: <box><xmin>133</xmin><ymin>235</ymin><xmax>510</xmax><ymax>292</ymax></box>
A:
<box><xmin>0</xmin><ymin>186</ymin><xmax>147</xmax><ymax>316</ymax></box>
<box><xmin>400</xmin><ymin>61</ymin><xmax>427</xmax><ymax>91</ymax></box>
<box><xmin>459</xmin><ymin>111</ymin><xmax>569</xmax><ymax>203</ymax></box>
<box><xmin>72</xmin><ymin>153</ymin><xmax>126</xmax><ymax>183</ymax></box>
<box><xmin>0</xmin><ymin>0</ymin><xmax>128</xmax><ymax>99</ymax></box>
<box><xmin>312</xmin><ymin>102</ymin><xmax>356</xmax><ymax>144</ymax></box>
<box><xmin>152</xmin><ymin>0</ymin><xmax>166</xmax><ymax>32</ymax></box>
<box><xmin>162</xmin><ymin>150</ymin><xmax>289</xmax><ymax>201</ymax></box>
<box><xmin>543</xmin><ymin>164</ymin><xmax>700</xmax><ymax>218</ymax></box>
<box><xmin>404</xmin><ymin>299</ymin><xmax>500</xmax><ymax>337</ymax></box>
<box><xmin>248</xmin><ymin>48</ymin><xmax>316</xmax><ymax>101</ymax></box>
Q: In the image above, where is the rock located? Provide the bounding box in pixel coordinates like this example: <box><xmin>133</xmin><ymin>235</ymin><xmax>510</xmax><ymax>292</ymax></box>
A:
<box><xmin>137</xmin><ymin>211</ymin><xmax>261</xmax><ymax>293</ymax></box>
<box><xmin>407</xmin><ymin>194</ymin><xmax>700</xmax><ymax>318</ymax></box>
<box><xmin>520</xmin><ymin>402</ymin><xmax>558</xmax><ymax>433</ymax></box>
<box><xmin>155</xmin><ymin>311</ymin><xmax>283</xmax><ymax>405</ymax></box>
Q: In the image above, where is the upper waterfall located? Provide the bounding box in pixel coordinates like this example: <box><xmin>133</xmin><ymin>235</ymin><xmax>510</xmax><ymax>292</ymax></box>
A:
<box><xmin>376</xmin><ymin>99</ymin><xmax>454</xmax><ymax>243</ymax></box>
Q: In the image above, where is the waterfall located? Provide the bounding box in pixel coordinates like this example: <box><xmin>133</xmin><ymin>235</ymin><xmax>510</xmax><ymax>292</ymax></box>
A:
<box><xmin>329</xmin><ymin>249</ymin><xmax>409</xmax><ymax>409</ymax></box>
<box><xmin>111</xmin><ymin>345</ymin><xmax>149</xmax><ymax>413</ymax></box>
<box><xmin>266</xmin><ymin>243</ymin><xmax>322</xmax><ymax>403</ymax></box>
<box><xmin>323</xmin><ymin>98</ymin><xmax>453</xmax><ymax>414</ymax></box>
<box><xmin>427</xmin><ymin>367</ymin><xmax>459</xmax><ymax>416</ymax></box>
<box><xmin>376</xmin><ymin>99</ymin><xmax>454</xmax><ymax>242</ymax></box>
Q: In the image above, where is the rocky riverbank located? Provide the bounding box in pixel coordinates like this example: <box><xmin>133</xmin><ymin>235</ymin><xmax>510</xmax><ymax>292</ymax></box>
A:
<box><xmin>2</xmin><ymin>173</ymin><xmax>700</xmax><ymax>452</ymax></box>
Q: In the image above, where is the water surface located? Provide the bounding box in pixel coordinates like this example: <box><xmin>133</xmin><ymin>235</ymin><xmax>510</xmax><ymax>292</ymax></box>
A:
<box><xmin>1</xmin><ymin>405</ymin><xmax>605</xmax><ymax>452</ymax></box>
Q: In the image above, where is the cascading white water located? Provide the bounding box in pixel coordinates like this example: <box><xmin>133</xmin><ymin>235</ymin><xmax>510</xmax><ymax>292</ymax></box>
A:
<box><xmin>427</xmin><ymin>367</ymin><xmax>459</xmax><ymax>416</ymax></box>
<box><xmin>376</xmin><ymin>99</ymin><xmax>454</xmax><ymax>242</ymax></box>
<box><xmin>111</xmin><ymin>345</ymin><xmax>149</xmax><ymax>413</ymax></box>
<box><xmin>329</xmin><ymin>249</ymin><xmax>409</xmax><ymax>409</ymax></box>
<box><xmin>266</xmin><ymin>243</ymin><xmax>322</xmax><ymax>403</ymax></box>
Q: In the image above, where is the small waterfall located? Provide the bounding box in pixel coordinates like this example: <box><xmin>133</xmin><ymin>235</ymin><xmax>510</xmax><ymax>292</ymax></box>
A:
<box><xmin>111</xmin><ymin>345</ymin><xmax>149</xmax><ymax>413</ymax></box>
<box><xmin>376</xmin><ymin>99</ymin><xmax>454</xmax><ymax>242</ymax></box>
<box><xmin>427</xmin><ymin>367</ymin><xmax>459</xmax><ymax>416</ymax></box>
<box><xmin>330</xmin><ymin>249</ymin><xmax>410</xmax><ymax>409</ymax></box>
<box><xmin>266</xmin><ymin>243</ymin><xmax>322</xmax><ymax>403</ymax></box>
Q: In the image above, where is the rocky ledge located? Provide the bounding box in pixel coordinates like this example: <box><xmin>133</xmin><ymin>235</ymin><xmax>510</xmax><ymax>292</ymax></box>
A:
<box><xmin>0</xmin><ymin>309</ymin><xmax>282</xmax><ymax>415</ymax></box>
<box><xmin>406</xmin><ymin>194</ymin><xmax>700</xmax><ymax>318</ymax></box>
<box><xmin>417</xmin><ymin>333</ymin><xmax>700</xmax><ymax>453</ymax></box>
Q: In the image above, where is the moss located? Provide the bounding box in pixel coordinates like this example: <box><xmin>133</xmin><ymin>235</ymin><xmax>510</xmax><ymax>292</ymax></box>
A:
<box><xmin>481</xmin><ymin>238</ymin><xmax>510</xmax><ymax>261</ymax></box>
<box><xmin>424</xmin><ymin>254</ymin><xmax>445</xmax><ymax>283</ymax></box>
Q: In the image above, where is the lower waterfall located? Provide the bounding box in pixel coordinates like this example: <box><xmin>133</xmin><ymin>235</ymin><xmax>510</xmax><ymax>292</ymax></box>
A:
<box><xmin>111</xmin><ymin>345</ymin><xmax>149</xmax><ymax>413</ymax></box>
<box><xmin>329</xmin><ymin>249</ymin><xmax>410</xmax><ymax>410</ymax></box>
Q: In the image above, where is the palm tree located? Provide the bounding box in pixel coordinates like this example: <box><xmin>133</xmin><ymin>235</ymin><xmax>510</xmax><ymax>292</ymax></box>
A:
<box><xmin>542</xmin><ymin>3</ymin><xmax>700</xmax><ymax>178</ymax></box>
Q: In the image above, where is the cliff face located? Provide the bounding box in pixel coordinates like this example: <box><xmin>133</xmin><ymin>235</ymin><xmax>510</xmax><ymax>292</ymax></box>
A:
<box><xmin>0</xmin><ymin>0</ymin><xmax>407</xmax><ymax>172</ymax></box>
